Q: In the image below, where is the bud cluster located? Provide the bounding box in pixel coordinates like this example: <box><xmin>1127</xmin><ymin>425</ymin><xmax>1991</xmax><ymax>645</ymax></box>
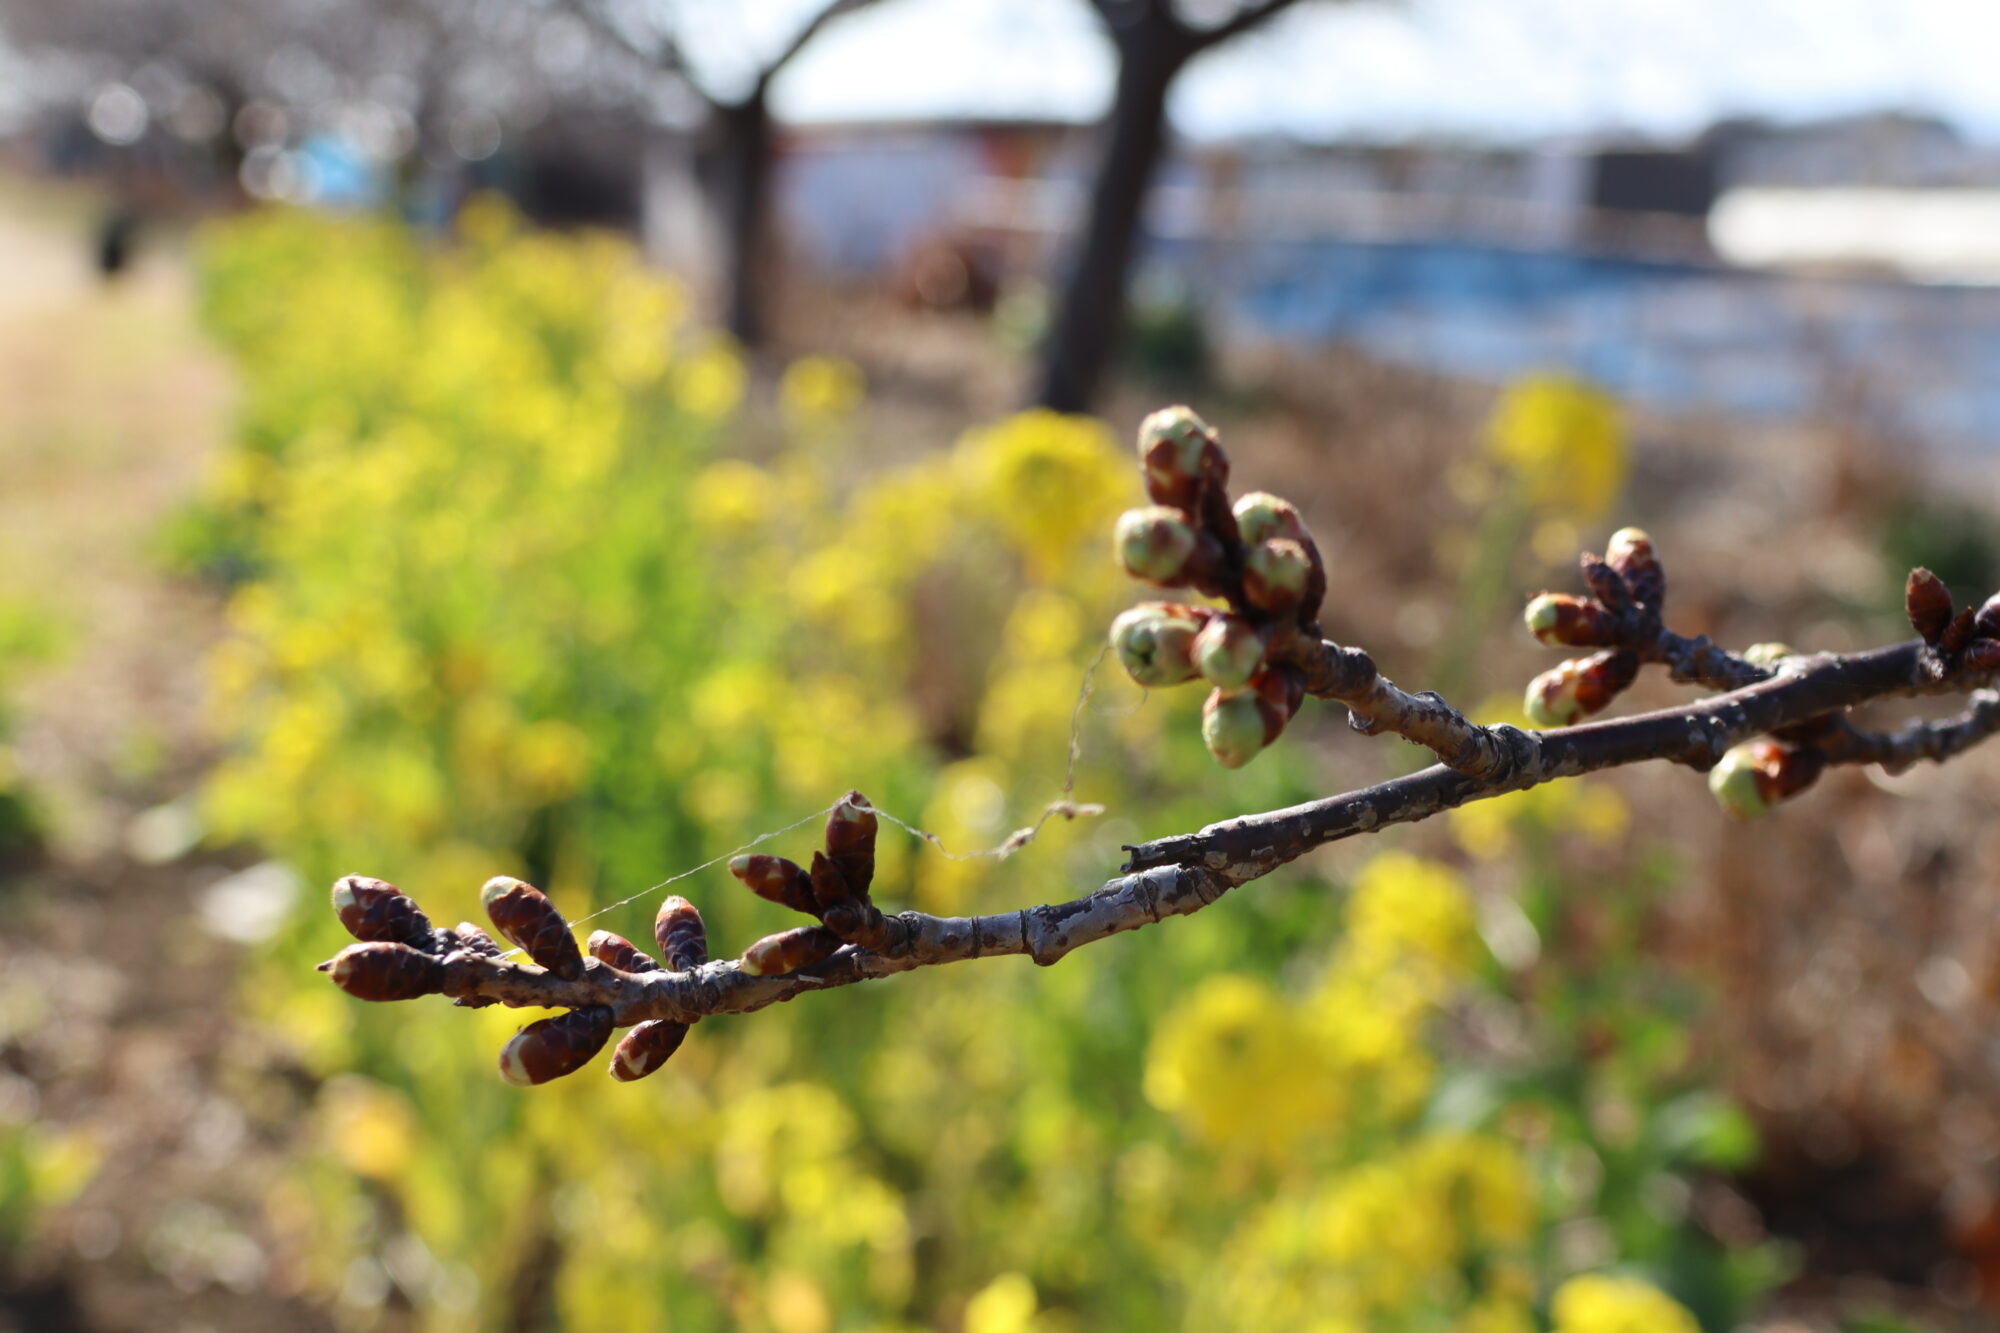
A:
<box><xmin>1518</xmin><ymin>527</ymin><xmax>1668</xmax><ymax>727</ymax></box>
<box><xmin>729</xmin><ymin>790</ymin><xmax>892</xmax><ymax>970</ymax></box>
<box><xmin>1109</xmin><ymin>406</ymin><xmax>1325</xmax><ymax>768</ymax></box>
<box><xmin>1906</xmin><ymin>569</ymin><xmax>2000</xmax><ymax>675</ymax></box>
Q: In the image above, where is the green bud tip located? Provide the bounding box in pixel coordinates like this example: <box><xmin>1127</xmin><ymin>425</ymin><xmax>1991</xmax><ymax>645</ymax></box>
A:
<box><xmin>1137</xmin><ymin>405</ymin><xmax>1213</xmax><ymax>463</ymax></box>
<box><xmin>1524</xmin><ymin>595</ymin><xmax>1562</xmax><ymax>638</ymax></box>
<box><xmin>498</xmin><ymin>1038</ymin><xmax>535</xmax><ymax>1087</ymax></box>
<box><xmin>1194</xmin><ymin>617</ymin><xmax>1265</xmax><ymax>690</ymax></box>
<box><xmin>1245</xmin><ymin>540</ymin><xmax>1309</xmax><ymax>594</ymax></box>
<box><xmin>1708</xmin><ymin>748</ymin><xmax>1773</xmax><ymax>819</ymax></box>
<box><xmin>1607</xmin><ymin>527</ymin><xmax>1650</xmax><ymax>556</ymax></box>
<box><xmin>727</xmin><ymin>855</ymin><xmax>753</xmax><ymax>877</ymax></box>
<box><xmin>1201</xmin><ymin>690</ymin><xmax>1268</xmax><ymax>769</ymax></box>
<box><xmin>1115</xmin><ymin>506</ymin><xmax>1197</xmax><ymax>583</ymax></box>
<box><xmin>331</xmin><ymin>879</ymin><xmax>359</xmax><ymax>912</ymax></box>
<box><xmin>1742</xmin><ymin>642</ymin><xmax>1793</xmax><ymax>668</ymax></box>
<box><xmin>1523</xmin><ymin>670</ymin><xmax>1583</xmax><ymax>728</ymax></box>
<box><xmin>1233</xmin><ymin>492</ymin><xmax>1303</xmax><ymax>545</ymax></box>
<box><xmin>480</xmin><ymin>875</ymin><xmax>525</xmax><ymax>908</ymax></box>
<box><xmin>1110</xmin><ymin>605</ymin><xmax>1202</xmax><ymax>688</ymax></box>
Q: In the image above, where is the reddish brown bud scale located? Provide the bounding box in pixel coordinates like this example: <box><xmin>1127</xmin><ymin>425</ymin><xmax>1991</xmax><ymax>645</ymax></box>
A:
<box><xmin>824</xmin><ymin>791</ymin><xmax>878</xmax><ymax>895</ymax></box>
<box><xmin>331</xmin><ymin>875</ymin><xmax>433</xmax><ymax>946</ymax></box>
<box><xmin>1136</xmin><ymin>405</ymin><xmax>1229</xmax><ymax>511</ymax></box>
<box><xmin>1605</xmin><ymin>527</ymin><xmax>1665</xmax><ymax>611</ymax></box>
<box><xmin>1579</xmin><ymin>554</ymin><xmax>1632</xmax><ymax>612</ymax></box>
<box><xmin>498</xmin><ymin>1007</ymin><xmax>615</xmax><ymax>1086</ymax></box>
<box><xmin>453</xmin><ymin>922</ymin><xmax>502</xmax><ymax>957</ymax></box>
<box><xmin>1907</xmin><ymin>568</ymin><xmax>1953</xmax><ymax>644</ymax></box>
<box><xmin>1524</xmin><ymin>594</ymin><xmax>1617</xmax><ymax>648</ymax></box>
<box><xmin>740</xmin><ymin>925</ymin><xmax>844</xmax><ymax>977</ymax></box>
<box><xmin>1243</xmin><ymin>539</ymin><xmax>1313</xmax><ymax>616</ymax></box>
<box><xmin>1573</xmin><ymin>649</ymin><xmax>1640</xmax><ymax>714</ymax></box>
<box><xmin>808</xmin><ymin>851</ymin><xmax>854</xmax><ymax>912</ymax></box>
<box><xmin>728</xmin><ymin>854</ymin><xmax>818</xmax><ymax>916</ymax></box>
<box><xmin>1525</xmin><ymin>650</ymin><xmax>1638</xmax><ymax>728</ymax></box>
<box><xmin>326</xmin><ymin>942</ymin><xmax>446</xmax><ymax>1002</ymax></box>
<box><xmin>1963</xmin><ymin>639</ymin><xmax>2000</xmax><ymax>672</ymax></box>
<box><xmin>587</xmin><ymin>930</ymin><xmax>658</xmax><ymax>974</ymax></box>
<box><xmin>609</xmin><ymin>1020</ymin><xmax>690</xmax><ymax>1082</ymax></box>
<box><xmin>480</xmin><ymin>876</ymin><xmax>585</xmax><ymax>980</ymax></box>
<box><xmin>654</xmin><ymin>895</ymin><xmax>708</xmax><ymax>971</ymax></box>
<box><xmin>1974</xmin><ymin>594</ymin><xmax>2000</xmax><ymax>642</ymax></box>
<box><xmin>1939</xmin><ymin>607</ymin><xmax>1977</xmax><ymax>659</ymax></box>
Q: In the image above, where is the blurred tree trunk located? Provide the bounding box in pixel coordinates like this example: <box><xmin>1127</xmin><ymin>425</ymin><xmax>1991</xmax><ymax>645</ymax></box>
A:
<box><xmin>1035</xmin><ymin>0</ymin><xmax>1308</xmax><ymax>414</ymax></box>
<box><xmin>707</xmin><ymin>91</ymin><xmax>775</xmax><ymax>349</ymax></box>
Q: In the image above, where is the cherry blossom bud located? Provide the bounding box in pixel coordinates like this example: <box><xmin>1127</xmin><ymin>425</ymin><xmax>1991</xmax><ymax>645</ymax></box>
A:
<box><xmin>1606</xmin><ymin>527</ymin><xmax>1665</xmax><ymax>610</ymax></box>
<box><xmin>1523</xmin><ymin>593</ymin><xmax>1616</xmax><ymax>648</ymax></box>
<box><xmin>728</xmin><ymin>854</ymin><xmax>817</xmax><ymax>916</ymax></box>
<box><xmin>481</xmin><ymin>876</ymin><xmax>585</xmax><ymax>980</ymax></box>
<box><xmin>1116</xmin><ymin>506</ymin><xmax>1199</xmax><ymax>585</ymax></box>
<box><xmin>325</xmin><ymin>941</ymin><xmax>445</xmax><ymax>1002</ymax></box>
<box><xmin>740</xmin><ymin>925</ymin><xmax>844</xmax><ymax>977</ymax></box>
<box><xmin>331</xmin><ymin>875</ymin><xmax>433</xmax><ymax>946</ymax></box>
<box><xmin>1199</xmin><ymin>670</ymin><xmax>1300</xmax><ymax>769</ymax></box>
<box><xmin>1973</xmin><ymin>593</ymin><xmax>2000</xmax><ymax>642</ymax></box>
<box><xmin>1961</xmin><ymin>639</ymin><xmax>2000</xmax><ymax>673</ymax></box>
<box><xmin>1524</xmin><ymin>650</ymin><xmax>1638</xmax><ymax>728</ymax></box>
<box><xmin>587</xmin><ymin>930</ymin><xmax>657</xmax><ymax>974</ymax></box>
<box><xmin>824</xmin><ymin>791</ymin><xmax>877</xmax><ymax>895</ymax></box>
<box><xmin>1231</xmin><ymin>491</ymin><xmax>1306</xmax><ymax>545</ymax></box>
<box><xmin>1243</xmin><ymin>539</ymin><xmax>1312</xmax><ymax>616</ymax></box>
<box><xmin>1579</xmin><ymin>553</ymin><xmax>1632</xmax><ymax>612</ymax></box>
<box><xmin>498</xmin><ymin>1007</ymin><xmax>614</xmax><ymax>1086</ymax></box>
<box><xmin>1109</xmin><ymin>603</ymin><xmax>1207</xmax><ymax>688</ymax></box>
<box><xmin>1136</xmin><ymin>405</ymin><xmax>1227</xmax><ymax>508</ymax></box>
<box><xmin>609</xmin><ymin>1020</ymin><xmax>690</xmax><ymax>1082</ymax></box>
<box><xmin>1708</xmin><ymin>740</ymin><xmax>1824</xmax><ymax>819</ymax></box>
<box><xmin>1907</xmin><ymin>568</ymin><xmax>1953</xmax><ymax>644</ymax></box>
<box><xmin>653</xmin><ymin>895</ymin><xmax>708</xmax><ymax>971</ymax></box>
<box><xmin>1742</xmin><ymin>642</ymin><xmax>1793</xmax><ymax>668</ymax></box>
<box><xmin>1193</xmin><ymin>614</ymin><xmax>1266</xmax><ymax>690</ymax></box>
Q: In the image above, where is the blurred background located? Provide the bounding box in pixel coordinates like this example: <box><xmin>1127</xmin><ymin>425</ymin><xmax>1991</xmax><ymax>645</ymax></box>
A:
<box><xmin>2</xmin><ymin>0</ymin><xmax>1999</xmax><ymax>1330</ymax></box>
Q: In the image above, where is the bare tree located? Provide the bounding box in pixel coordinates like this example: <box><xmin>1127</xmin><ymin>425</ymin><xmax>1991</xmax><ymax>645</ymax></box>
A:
<box><xmin>318</xmin><ymin>405</ymin><xmax>2000</xmax><ymax>1084</ymax></box>
<box><xmin>1036</xmin><ymin>0</ymin><xmax>1316</xmax><ymax>413</ymax></box>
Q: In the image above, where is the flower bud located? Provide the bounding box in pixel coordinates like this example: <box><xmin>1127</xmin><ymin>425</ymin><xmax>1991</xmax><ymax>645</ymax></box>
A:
<box><xmin>741</xmin><ymin>925</ymin><xmax>844</xmax><ymax>977</ymax></box>
<box><xmin>1115</xmin><ymin>506</ymin><xmax>1199</xmax><ymax>585</ymax></box>
<box><xmin>1606</xmin><ymin>527</ymin><xmax>1665</xmax><ymax>610</ymax></box>
<box><xmin>325</xmin><ymin>941</ymin><xmax>446</xmax><ymax>1002</ymax></box>
<box><xmin>1137</xmin><ymin>405</ymin><xmax>1226</xmax><ymax>508</ymax></box>
<box><xmin>1232</xmin><ymin>491</ymin><xmax>1306</xmax><ymax>545</ymax></box>
<box><xmin>1193</xmin><ymin>615</ymin><xmax>1266</xmax><ymax>690</ymax></box>
<box><xmin>1243</xmin><ymin>539</ymin><xmax>1312</xmax><ymax>616</ymax></box>
<box><xmin>1742</xmin><ymin>642</ymin><xmax>1793</xmax><ymax>668</ymax></box>
<box><xmin>1524</xmin><ymin>650</ymin><xmax>1637</xmax><ymax>727</ymax></box>
<box><xmin>481</xmin><ymin>876</ymin><xmax>585</xmax><ymax>980</ymax></box>
<box><xmin>825</xmin><ymin>791</ymin><xmax>878</xmax><ymax>895</ymax></box>
<box><xmin>1960</xmin><ymin>638</ymin><xmax>2000</xmax><ymax>672</ymax></box>
<box><xmin>1907</xmin><ymin>568</ymin><xmax>1953</xmax><ymax>644</ymax></box>
<box><xmin>453</xmin><ymin>922</ymin><xmax>503</xmax><ymax>957</ymax></box>
<box><xmin>1523</xmin><ymin>593</ymin><xmax>1616</xmax><ymax>648</ymax></box>
<box><xmin>1109</xmin><ymin>603</ymin><xmax>1207</xmax><ymax>688</ymax></box>
<box><xmin>1199</xmin><ymin>670</ymin><xmax>1299</xmax><ymax>770</ymax></box>
<box><xmin>331</xmin><ymin>875</ymin><xmax>433</xmax><ymax>946</ymax></box>
<box><xmin>1974</xmin><ymin>593</ymin><xmax>2000</xmax><ymax>642</ymax></box>
<box><xmin>499</xmin><ymin>1007</ymin><xmax>614</xmax><ymax>1086</ymax></box>
<box><xmin>808</xmin><ymin>851</ymin><xmax>854</xmax><ymax>912</ymax></box>
<box><xmin>1708</xmin><ymin>740</ymin><xmax>1823</xmax><ymax>819</ymax></box>
<box><xmin>1579</xmin><ymin>553</ymin><xmax>1632</xmax><ymax>612</ymax></box>
<box><xmin>587</xmin><ymin>930</ymin><xmax>658</xmax><ymax>974</ymax></box>
<box><xmin>654</xmin><ymin>895</ymin><xmax>708</xmax><ymax>971</ymax></box>
<box><xmin>609</xmin><ymin>1019</ymin><xmax>690</xmax><ymax>1082</ymax></box>
<box><xmin>728</xmin><ymin>854</ymin><xmax>818</xmax><ymax>916</ymax></box>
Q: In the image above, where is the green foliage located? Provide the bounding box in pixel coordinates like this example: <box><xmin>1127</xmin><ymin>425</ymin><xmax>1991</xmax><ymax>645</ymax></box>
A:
<box><xmin>193</xmin><ymin>203</ymin><xmax>1778</xmax><ymax>1331</ymax></box>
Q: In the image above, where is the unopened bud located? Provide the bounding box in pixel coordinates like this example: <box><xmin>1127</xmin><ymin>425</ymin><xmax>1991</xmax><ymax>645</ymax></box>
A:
<box><xmin>453</xmin><ymin>922</ymin><xmax>503</xmax><ymax>957</ymax></box>
<box><xmin>728</xmin><ymin>854</ymin><xmax>817</xmax><ymax>916</ymax></box>
<box><xmin>587</xmin><ymin>930</ymin><xmax>658</xmax><ymax>974</ymax></box>
<box><xmin>1606</xmin><ymin>527</ymin><xmax>1665</xmax><ymax>610</ymax></box>
<box><xmin>481</xmin><ymin>876</ymin><xmax>585</xmax><ymax>980</ymax></box>
<box><xmin>1232</xmin><ymin>491</ymin><xmax>1306</xmax><ymax>545</ymax></box>
<box><xmin>1109</xmin><ymin>603</ymin><xmax>1207</xmax><ymax>688</ymax></box>
<box><xmin>331</xmin><ymin>875</ymin><xmax>433</xmax><ymax>946</ymax></box>
<box><xmin>808</xmin><ymin>851</ymin><xmax>854</xmax><ymax>913</ymax></box>
<box><xmin>1523</xmin><ymin>593</ymin><xmax>1616</xmax><ymax>647</ymax></box>
<box><xmin>498</xmin><ymin>1007</ymin><xmax>614</xmax><ymax>1086</ymax></box>
<box><xmin>1193</xmin><ymin>615</ymin><xmax>1266</xmax><ymax>690</ymax></box>
<box><xmin>326</xmin><ymin>941</ymin><xmax>446</xmax><ymax>1002</ymax></box>
<box><xmin>1940</xmin><ymin>607</ymin><xmax>1977</xmax><ymax>658</ymax></box>
<box><xmin>609</xmin><ymin>1019</ymin><xmax>690</xmax><ymax>1082</ymax></box>
<box><xmin>1579</xmin><ymin>553</ymin><xmax>1632</xmax><ymax>612</ymax></box>
<box><xmin>1199</xmin><ymin>670</ymin><xmax>1299</xmax><ymax>770</ymax></box>
<box><xmin>825</xmin><ymin>791</ymin><xmax>877</xmax><ymax>895</ymax></box>
<box><xmin>741</xmin><ymin>925</ymin><xmax>844</xmax><ymax>977</ymax></box>
<box><xmin>1136</xmin><ymin>405</ymin><xmax>1226</xmax><ymax>508</ymax></box>
<box><xmin>1116</xmin><ymin>506</ymin><xmax>1199</xmax><ymax>585</ymax></box>
<box><xmin>1524</xmin><ymin>650</ymin><xmax>1638</xmax><ymax>728</ymax></box>
<box><xmin>1708</xmin><ymin>740</ymin><xmax>1824</xmax><ymax>819</ymax></box>
<box><xmin>1742</xmin><ymin>642</ymin><xmax>1793</xmax><ymax>668</ymax></box>
<box><xmin>1974</xmin><ymin>593</ymin><xmax>2000</xmax><ymax>642</ymax></box>
<box><xmin>1907</xmin><ymin>568</ymin><xmax>1953</xmax><ymax>644</ymax></box>
<box><xmin>653</xmin><ymin>895</ymin><xmax>708</xmax><ymax>971</ymax></box>
<box><xmin>1962</xmin><ymin>639</ymin><xmax>2000</xmax><ymax>672</ymax></box>
<box><xmin>1243</xmin><ymin>539</ymin><xmax>1312</xmax><ymax>616</ymax></box>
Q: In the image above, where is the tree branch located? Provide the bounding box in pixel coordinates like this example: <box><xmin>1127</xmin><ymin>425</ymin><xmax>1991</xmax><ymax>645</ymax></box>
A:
<box><xmin>1186</xmin><ymin>0</ymin><xmax>1306</xmax><ymax>52</ymax></box>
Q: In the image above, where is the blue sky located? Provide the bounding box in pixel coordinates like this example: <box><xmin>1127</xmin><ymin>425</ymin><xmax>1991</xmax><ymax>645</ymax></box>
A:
<box><xmin>752</xmin><ymin>0</ymin><xmax>2000</xmax><ymax>143</ymax></box>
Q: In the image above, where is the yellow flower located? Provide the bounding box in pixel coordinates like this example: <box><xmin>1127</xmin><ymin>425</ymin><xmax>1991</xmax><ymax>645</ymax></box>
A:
<box><xmin>780</xmin><ymin>355</ymin><xmax>865</xmax><ymax>424</ymax></box>
<box><xmin>963</xmin><ymin>1272</ymin><xmax>1038</xmax><ymax>1333</ymax></box>
<box><xmin>1143</xmin><ymin>974</ymin><xmax>1339</xmax><ymax>1156</ymax></box>
<box><xmin>1345</xmin><ymin>851</ymin><xmax>1477</xmax><ymax>972</ymax></box>
<box><xmin>690</xmin><ymin>459</ymin><xmax>774</xmax><ymax>536</ymax></box>
<box><xmin>956</xmin><ymin>411</ymin><xmax>1130</xmax><ymax>583</ymax></box>
<box><xmin>1486</xmin><ymin>375</ymin><xmax>1626</xmax><ymax>521</ymax></box>
<box><xmin>1550</xmin><ymin>1274</ymin><xmax>1701</xmax><ymax>1333</ymax></box>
